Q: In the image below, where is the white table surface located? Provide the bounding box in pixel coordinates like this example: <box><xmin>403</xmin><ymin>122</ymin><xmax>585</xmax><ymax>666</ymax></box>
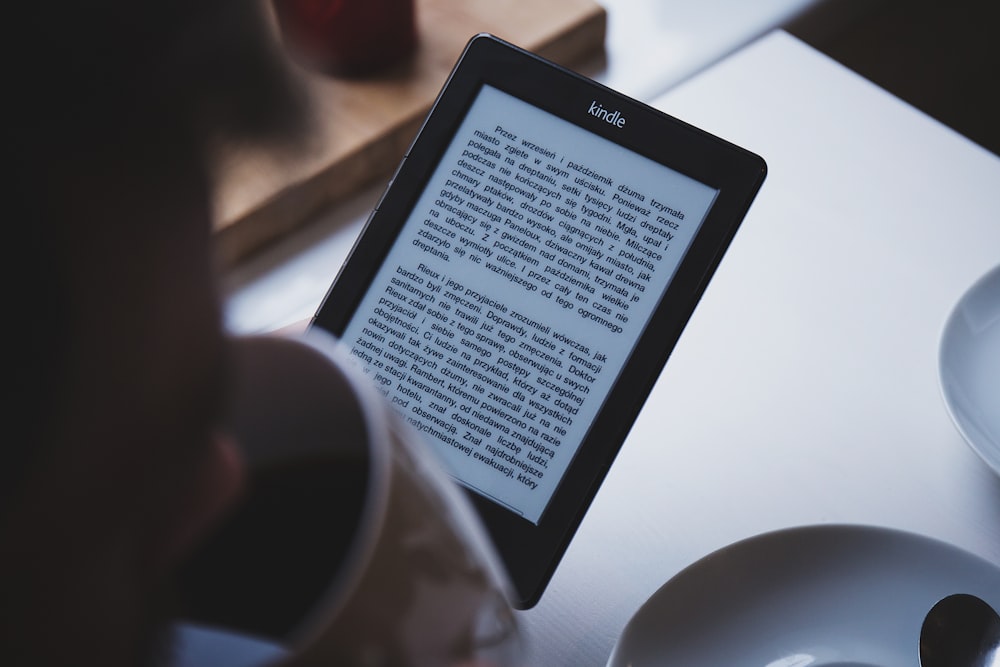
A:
<box><xmin>511</xmin><ymin>30</ymin><xmax>1000</xmax><ymax>667</ymax></box>
<box><xmin>218</xmin><ymin>26</ymin><xmax>1000</xmax><ymax>667</ymax></box>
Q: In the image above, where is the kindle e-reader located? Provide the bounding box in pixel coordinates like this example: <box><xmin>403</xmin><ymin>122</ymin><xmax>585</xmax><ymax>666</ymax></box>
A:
<box><xmin>311</xmin><ymin>34</ymin><xmax>766</xmax><ymax>608</ymax></box>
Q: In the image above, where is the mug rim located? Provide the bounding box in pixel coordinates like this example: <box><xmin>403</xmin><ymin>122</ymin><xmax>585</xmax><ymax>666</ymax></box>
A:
<box><xmin>281</xmin><ymin>328</ymin><xmax>394</xmax><ymax>649</ymax></box>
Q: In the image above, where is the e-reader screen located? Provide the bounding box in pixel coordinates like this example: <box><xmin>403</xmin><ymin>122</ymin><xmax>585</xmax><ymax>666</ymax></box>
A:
<box><xmin>337</xmin><ymin>83</ymin><xmax>715</xmax><ymax>523</ymax></box>
<box><xmin>312</xmin><ymin>34</ymin><xmax>766</xmax><ymax>608</ymax></box>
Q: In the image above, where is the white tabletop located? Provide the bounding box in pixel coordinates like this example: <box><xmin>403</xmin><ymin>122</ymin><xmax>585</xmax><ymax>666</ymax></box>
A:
<box><xmin>510</xmin><ymin>29</ymin><xmax>1000</xmax><ymax>667</ymax></box>
<box><xmin>219</xmin><ymin>27</ymin><xmax>1000</xmax><ymax>667</ymax></box>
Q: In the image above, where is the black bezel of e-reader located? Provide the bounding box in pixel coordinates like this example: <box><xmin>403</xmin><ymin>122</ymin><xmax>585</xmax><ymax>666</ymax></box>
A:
<box><xmin>310</xmin><ymin>33</ymin><xmax>766</xmax><ymax>608</ymax></box>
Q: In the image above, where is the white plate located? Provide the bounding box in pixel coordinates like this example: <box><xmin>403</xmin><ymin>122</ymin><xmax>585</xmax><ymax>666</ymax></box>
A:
<box><xmin>939</xmin><ymin>263</ymin><xmax>1000</xmax><ymax>474</ymax></box>
<box><xmin>606</xmin><ymin>524</ymin><xmax>1000</xmax><ymax>667</ymax></box>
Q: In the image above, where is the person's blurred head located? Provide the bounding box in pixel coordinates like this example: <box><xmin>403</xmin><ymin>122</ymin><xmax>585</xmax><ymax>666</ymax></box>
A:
<box><xmin>3</xmin><ymin>2</ymin><xmax>308</xmax><ymax>664</ymax></box>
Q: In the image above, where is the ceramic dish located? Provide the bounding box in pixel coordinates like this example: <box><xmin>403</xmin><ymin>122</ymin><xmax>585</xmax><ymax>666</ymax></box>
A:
<box><xmin>939</xmin><ymin>263</ymin><xmax>1000</xmax><ymax>474</ymax></box>
<box><xmin>606</xmin><ymin>524</ymin><xmax>1000</xmax><ymax>667</ymax></box>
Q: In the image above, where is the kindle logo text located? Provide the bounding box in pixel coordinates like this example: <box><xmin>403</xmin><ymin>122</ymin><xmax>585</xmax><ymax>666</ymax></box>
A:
<box><xmin>588</xmin><ymin>100</ymin><xmax>626</xmax><ymax>128</ymax></box>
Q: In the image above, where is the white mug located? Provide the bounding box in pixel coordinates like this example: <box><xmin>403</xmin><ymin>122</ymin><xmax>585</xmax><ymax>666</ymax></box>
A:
<box><xmin>175</xmin><ymin>329</ymin><xmax>521</xmax><ymax>667</ymax></box>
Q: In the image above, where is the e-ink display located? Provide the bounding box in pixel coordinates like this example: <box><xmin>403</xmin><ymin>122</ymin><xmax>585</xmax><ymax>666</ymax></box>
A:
<box><xmin>339</xmin><ymin>85</ymin><xmax>718</xmax><ymax>523</ymax></box>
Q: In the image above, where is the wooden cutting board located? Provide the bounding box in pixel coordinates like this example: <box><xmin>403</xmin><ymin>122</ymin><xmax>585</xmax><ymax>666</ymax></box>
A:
<box><xmin>212</xmin><ymin>0</ymin><xmax>607</xmax><ymax>267</ymax></box>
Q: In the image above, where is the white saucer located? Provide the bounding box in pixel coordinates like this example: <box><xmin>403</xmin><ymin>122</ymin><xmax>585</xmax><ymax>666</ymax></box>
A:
<box><xmin>606</xmin><ymin>524</ymin><xmax>1000</xmax><ymax>667</ymax></box>
<box><xmin>939</xmin><ymin>263</ymin><xmax>1000</xmax><ymax>474</ymax></box>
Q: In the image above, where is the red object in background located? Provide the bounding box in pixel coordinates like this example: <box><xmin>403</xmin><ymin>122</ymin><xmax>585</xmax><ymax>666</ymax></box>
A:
<box><xmin>274</xmin><ymin>0</ymin><xmax>417</xmax><ymax>76</ymax></box>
